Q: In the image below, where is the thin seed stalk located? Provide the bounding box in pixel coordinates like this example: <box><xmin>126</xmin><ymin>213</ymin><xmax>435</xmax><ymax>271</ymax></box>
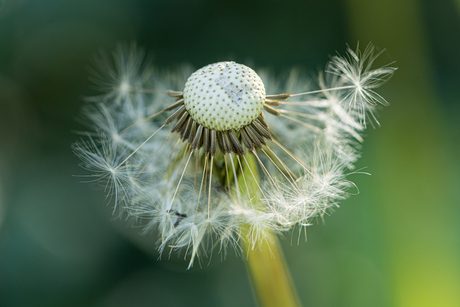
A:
<box><xmin>239</xmin><ymin>153</ymin><xmax>302</xmax><ymax>307</ymax></box>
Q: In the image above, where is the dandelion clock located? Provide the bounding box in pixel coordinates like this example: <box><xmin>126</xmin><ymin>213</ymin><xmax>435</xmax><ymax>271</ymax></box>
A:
<box><xmin>74</xmin><ymin>43</ymin><xmax>395</xmax><ymax>307</ymax></box>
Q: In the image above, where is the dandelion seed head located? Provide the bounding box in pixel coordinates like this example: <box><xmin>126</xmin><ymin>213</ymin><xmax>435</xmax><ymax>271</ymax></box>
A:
<box><xmin>74</xmin><ymin>43</ymin><xmax>395</xmax><ymax>267</ymax></box>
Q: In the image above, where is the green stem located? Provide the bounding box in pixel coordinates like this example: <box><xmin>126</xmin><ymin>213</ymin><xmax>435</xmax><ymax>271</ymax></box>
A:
<box><xmin>243</xmin><ymin>234</ymin><xmax>302</xmax><ymax>307</ymax></box>
<box><xmin>238</xmin><ymin>152</ymin><xmax>302</xmax><ymax>307</ymax></box>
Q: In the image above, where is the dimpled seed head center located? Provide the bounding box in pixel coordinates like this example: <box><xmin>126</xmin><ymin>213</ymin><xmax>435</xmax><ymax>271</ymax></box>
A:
<box><xmin>182</xmin><ymin>62</ymin><xmax>266</xmax><ymax>131</ymax></box>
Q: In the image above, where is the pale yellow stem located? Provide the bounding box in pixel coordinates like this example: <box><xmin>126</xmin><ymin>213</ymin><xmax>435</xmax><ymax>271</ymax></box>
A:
<box><xmin>243</xmin><ymin>235</ymin><xmax>302</xmax><ymax>307</ymax></box>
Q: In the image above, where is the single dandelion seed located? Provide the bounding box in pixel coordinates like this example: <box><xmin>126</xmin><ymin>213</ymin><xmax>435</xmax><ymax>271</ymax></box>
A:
<box><xmin>73</xmin><ymin>43</ymin><xmax>395</xmax><ymax>271</ymax></box>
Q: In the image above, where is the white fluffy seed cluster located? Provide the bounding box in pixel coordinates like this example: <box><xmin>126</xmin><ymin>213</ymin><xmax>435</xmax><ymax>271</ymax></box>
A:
<box><xmin>183</xmin><ymin>61</ymin><xmax>265</xmax><ymax>131</ymax></box>
<box><xmin>74</xmin><ymin>44</ymin><xmax>395</xmax><ymax>268</ymax></box>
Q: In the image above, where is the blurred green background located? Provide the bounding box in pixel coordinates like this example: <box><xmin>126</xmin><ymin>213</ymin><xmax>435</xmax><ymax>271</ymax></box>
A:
<box><xmin>1</xmin><ymin>0</ymin><xmax>459</xmax><ymax>306</ymax></box>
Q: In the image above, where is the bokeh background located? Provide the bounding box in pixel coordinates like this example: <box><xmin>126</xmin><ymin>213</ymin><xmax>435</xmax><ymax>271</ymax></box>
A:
<box><xmin>1</xmin><ymin>0</ymin><xmax>459</xmax><ymax>306</ymax></box>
